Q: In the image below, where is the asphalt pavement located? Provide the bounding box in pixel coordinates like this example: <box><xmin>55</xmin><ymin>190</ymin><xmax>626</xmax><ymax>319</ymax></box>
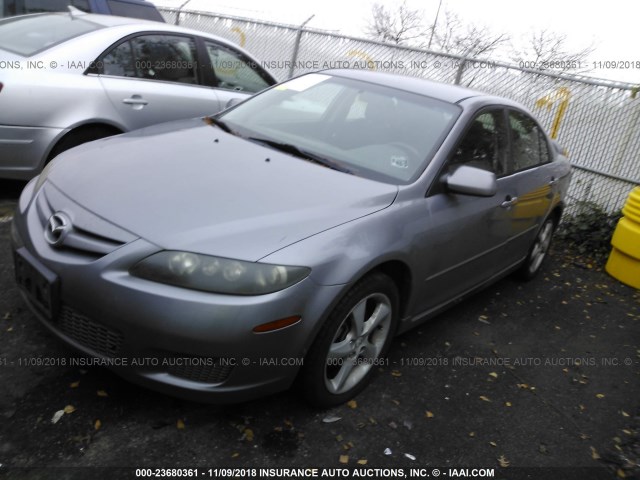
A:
<box><xmin>0</xmin><ymin>181</ymin><xmax>638</xmax><ymax>480</ymax></box>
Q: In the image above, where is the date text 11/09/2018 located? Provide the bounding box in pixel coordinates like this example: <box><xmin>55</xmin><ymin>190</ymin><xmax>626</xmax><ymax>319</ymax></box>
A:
<box><xmin>135</xmin><ymin>468</ymin><xmax>496</xmax><ymax>478</ymax></box>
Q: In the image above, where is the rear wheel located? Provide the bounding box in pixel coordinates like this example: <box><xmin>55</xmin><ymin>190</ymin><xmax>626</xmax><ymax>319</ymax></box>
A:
<box><xmin>300</xmin><ymin>273</ymin><xmax>399</xmax><ymax>407</ymax></box>
<box><xmin>518</xmin><ymin>217</ymin><xmax>556</xmax><ymax>280</ymax></box>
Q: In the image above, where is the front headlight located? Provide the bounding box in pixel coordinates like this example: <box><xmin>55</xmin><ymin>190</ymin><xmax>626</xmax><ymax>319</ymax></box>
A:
<box><xmin>130</xmin><ymin>251</ymin><xmax>311</xmax><ymax>295</ymax></box>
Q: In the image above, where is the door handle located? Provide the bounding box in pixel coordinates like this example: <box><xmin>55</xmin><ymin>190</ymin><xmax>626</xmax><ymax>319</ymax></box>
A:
<box><xmin>548</xmin><ymin>177</ymin><xmax>558</xmax><ymax>186</ymax></box>
<box><xmin>122</xmin><ymin>96</ymin><xmax>148</xmax><ymax>106</ymax></box>
<box><xmin>501</xmin><ymin>196</ymin><xmax>518</xmax><ymax>208</ymax></box>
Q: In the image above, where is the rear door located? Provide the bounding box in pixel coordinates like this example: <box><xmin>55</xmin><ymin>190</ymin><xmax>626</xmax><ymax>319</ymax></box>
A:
<box><xmin>504</xmin><ymin>109</ymin><xmax>557</xmax><ymax>256</ymax></box>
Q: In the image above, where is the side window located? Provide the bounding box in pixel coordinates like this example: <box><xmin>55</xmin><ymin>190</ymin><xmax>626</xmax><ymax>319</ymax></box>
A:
<box><xmin>98</xmin><ymin>35</ymin><xmax>197</xmax><ymax>84</ymax></box>
<box><xmin>508</xmin><ymin>110</ymin><xmax>550</xmax><ymax>172</ymax></box>
<box><xmin>107</xmin><ymin>0</ymin><xmax>164</xmax><ymax>21</ymax></box>
<box><xmin>205</xmin><ymin>42</ymin><xmax>270</xmax><ymax>93</ymax></box>
<box><xmin>102</xmin><ymin>41</ymin><xmax>136</xmax><ymax>77</ymax></box>
<box><xmin>451</xmin><ymin>110</ymin><xmax>508</xmax><ymax>176</ymax></box>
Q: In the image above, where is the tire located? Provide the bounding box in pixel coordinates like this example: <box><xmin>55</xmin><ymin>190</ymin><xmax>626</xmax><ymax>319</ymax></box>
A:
<box><xmin>299</xmin><ymin>273</ymin><xmax>399</xmax><ymax>408</ymax></box>
<box><xmin>518</xmin><ymin>217</ymin><xmax>556</xmax><ymax>280</ymax></box>
<box><xmin>47</xmin><ymin>126</ymin><xmax>118</xmax><ymax>162</ymax></box>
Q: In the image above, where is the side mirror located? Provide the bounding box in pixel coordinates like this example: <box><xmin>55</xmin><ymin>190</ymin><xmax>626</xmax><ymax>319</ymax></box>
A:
<box><xmin>225</xmin><ymin>97</ymin><xmax>244</xmax><ymax>109</ymax></box>
<box><xmin>446</xmin><ymin>165</ymin><xmax>497</xmax><ymax>197</ymax></box>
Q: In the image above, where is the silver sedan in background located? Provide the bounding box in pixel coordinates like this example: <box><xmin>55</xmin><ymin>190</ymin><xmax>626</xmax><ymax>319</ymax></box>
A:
<box><xmin>12</xmin><ymin>70</ymin><xmax>571</xmax><ymax>407</ymax></box>
<box><xmin>0</xmin><ymin>11</ymin><xmax>276</xmax><ymax>179</ymax></box>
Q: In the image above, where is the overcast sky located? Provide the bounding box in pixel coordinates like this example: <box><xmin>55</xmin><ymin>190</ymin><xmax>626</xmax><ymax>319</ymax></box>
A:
<box><xmin>152</xmin><ymin>0</ymin><xmax>640</xmax><ymax>84</ymax></box>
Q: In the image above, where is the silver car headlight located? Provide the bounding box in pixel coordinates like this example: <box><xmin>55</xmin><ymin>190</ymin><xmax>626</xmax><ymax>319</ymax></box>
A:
<box><xmin>130</xmin><ymin>251</ymin><xmax>311</xmax><ymax>295</ymax></box>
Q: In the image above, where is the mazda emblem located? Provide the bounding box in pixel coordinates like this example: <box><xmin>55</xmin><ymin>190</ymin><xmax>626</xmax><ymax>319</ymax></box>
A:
<box><xmin>44</xmin><ymin>212</ymin><xmax>72</xmax><ymax>247</ymax></box>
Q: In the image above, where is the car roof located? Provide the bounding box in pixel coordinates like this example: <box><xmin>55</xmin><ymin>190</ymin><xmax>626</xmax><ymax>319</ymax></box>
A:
<box><xmin>19</xmin><ymin>11</ymin><xmax>210</xmax><ymax>37</ymax></box>
<box><xmin>324</xmin><ymin>68</ymin><xmax>521</xmax><ymax>107</ymax></box>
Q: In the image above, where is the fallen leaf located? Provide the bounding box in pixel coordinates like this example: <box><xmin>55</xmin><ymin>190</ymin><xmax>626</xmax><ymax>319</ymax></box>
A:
<box><xmin>621</xmin><ymin>411</ymin><xmax>630</xmax><ymax>417</ymax></box>
<box><xmin>516</xmin><ymin>383</ymin><xmax>529</xmax><ymax>389</ymax></box>
<box><xmin>489</xmin><ymin>441</ymin><xmax>497</xmax><ymax>447</ymax></box>
<box><xmin>389</xmin><ymin>421</ymin><xmax>398</xmax><ymax>429</ymax></box>
<box><xmin>97</xmin><ymin>390</ymin><xmax>108</xmax><ymax>397</ymax></box>
<box><xmin>498</xmin><ymin>455</ymin><xmax>510</xmax><ymax>467</ymax></box>
<box><xmin>94</xmin><ymin>419</ymin><xmax>102</xmax><ymax>430</ymax></box>
<box><xmin>69</xmin><ymin>381</ymin><xmax>80</xmax><ymax>388</ymax></box>
<box><xmin>177</xmin><ymin>419</ymin><xmax>185</xmax><ymax>429</ymax></box>
<box><xmin>339</xmin><ymin>455</ymin><xmax>349</xmax><ymax>464</ymax></box>
<box><xmin>590</xmin><ymin>447</ymin><xmax>600</xmax><ymax>460</ymax></box>
<box><xmin>425</xmin><ymin>410</ymin><xmax>434</xmax><ymax>418</ymax></box>
<box><xmin>347</xmin><ymin>400</ymin><xmax>357</xmax><ymax>409</ymax></box>
<box><xmin>231</xmin><ymin>453</ymin><xmax>239</xmax><ymax>458</ymax></box>
<box><xmin>336</xmin><ymin>435</ymin><xmax>343</xmax><ymax>442</ymax></box>
<box><xmin>357</xmin><ymin>459</ymin><xmax>367</xmax><ymax>465</ymax></box>
<box><xmin>6</xmin><ymin>327</ymin><xmax>13</xmax><ymax>332</ymax></box>
<box><xmin>322</xmin><ymin>416</ymin><xmax>342</xmax><ymax>423</ymax></box>
<box><xmin>2</xmin><ymin>312</ymin><xmax>10</xmax><ymax>320</ymax></box>
<box><xmin>403</xmin><ymin>420</ymin><xmax>413</xmax><ymax>430</ymax></box>
<box><xmin>595</xmin><ymin>393</ymin><xmax>605</xmax><ymax>399</ymax></box>
<box><xmin>505</xmin><ymin>402</ymin><xmax>512</xmax><ymax>407</ymax></box>
<box><xmin>489</xmin><ymin>372</ymin><xmax>498</xmax><ymax>378</ymax></box>
<box><xmin>617</xmin><ymin>468</ymin><xmax>627</xmax><ymax>478</ymax></box>
<box><xmin>391</xmin><ymin>399</ymin><xmax>400</xmax><ymax>406</ymax></box>
<box><xmin>404</xmin><ymin>453</ymin><xmax>416</xmax><ymax>461</ymax></box>
<box><xmin>244</xmin><ymin>428</ymin><xmax>254</xmax><ymax>442</ymax></box>
<box><xmin>469</xmin><ymin>432</ymin><xmax>476</xmax><ymax>437</ymax></box>
<box><xmin>51</xmin><ymin>410</ymin><xmax>65</xmax><ymax>424</ymax></box>
<box><xmin>63</xmin><ymin>405</ymin><xmax>76</xmax><ymax>414</ymax></box>
<box><xmin>391</xmin><ymin>370</ymin><xmax>402</xmax><ymax>377</ymax></box>
<box><xmin>479</xmin><ymin>395</ymin><xmax>491</xmax><ymax>402</ymax></box>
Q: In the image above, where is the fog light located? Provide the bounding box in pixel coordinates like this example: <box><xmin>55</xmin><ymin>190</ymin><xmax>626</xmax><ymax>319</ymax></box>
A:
<box><xmin>253</xmin><ymin>316</ymin><xmax>301</xmax><ymax>333</ymax></box>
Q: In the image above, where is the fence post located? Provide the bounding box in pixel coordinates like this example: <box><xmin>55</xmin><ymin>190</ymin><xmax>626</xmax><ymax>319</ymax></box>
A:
<box><xmin>288</xmin><ymin>15</ymin><xmax>315</xmax><ymax>79</ymax></box>
<box><xmin>175</xmin><ymin>0</ymin><xmax>192</xmax><ymax>25</ymax></box>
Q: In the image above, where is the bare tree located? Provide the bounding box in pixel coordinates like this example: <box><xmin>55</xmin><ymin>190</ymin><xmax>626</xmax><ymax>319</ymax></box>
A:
<box><xmin>429</xmin><ymin>10</ymin><xmax>510</xmax><ymax>58</ymax></box>
<box><xmin>365</xmin><ymin>1</ymin><xmax>424</xmax><ymax>46</ymax></box>
<box><xmin>511</xmin><ymin>29</ymin><xmax>596</xmax><ymax>73</ymax></box>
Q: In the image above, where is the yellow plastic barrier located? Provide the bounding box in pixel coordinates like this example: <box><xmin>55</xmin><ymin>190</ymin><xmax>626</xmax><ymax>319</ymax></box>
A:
<box><xmin>606</xmin><ymin>186</ymin><xmax>640</xmax><ymax>289</ymax></box>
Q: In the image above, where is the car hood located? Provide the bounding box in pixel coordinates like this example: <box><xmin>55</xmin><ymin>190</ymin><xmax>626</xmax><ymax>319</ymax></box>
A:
<box><xmin>45</xmin><ymin>118</ymin><xmax>398</xmax><ymax>261</ymax></box>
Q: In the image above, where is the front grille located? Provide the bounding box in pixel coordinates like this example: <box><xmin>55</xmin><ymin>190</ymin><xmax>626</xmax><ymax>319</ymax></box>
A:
<box><xmin>166</xmin><ymin>356</ymin><xmax>233</xmax><ymax>384</ymax></box>
<box><xmin>35</xmin><ymin>185</ymin><xmax>132</xmax><ymax>259</ymax></box>
<box><xmin>57</xmin><ymin>305</ymin><xmax>124</xmax><ymax>357</ymax></box>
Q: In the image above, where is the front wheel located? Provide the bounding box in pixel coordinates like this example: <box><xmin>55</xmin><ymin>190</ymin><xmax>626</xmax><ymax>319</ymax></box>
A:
<box><xmin>518</xmin><ymin>217</ymin><xmax>556</xmax><ymax>280</ymax></box>
<box><xmin>299</xmin><ymin>273</ymin><xmax>399</xmax><ymax>407</ymax></box>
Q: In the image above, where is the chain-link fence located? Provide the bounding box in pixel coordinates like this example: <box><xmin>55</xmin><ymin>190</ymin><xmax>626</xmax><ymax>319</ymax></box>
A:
<box><xmin>160</xmin><ymin>7</ymin><xmax>640</xmax><ymax>214</ymax></box>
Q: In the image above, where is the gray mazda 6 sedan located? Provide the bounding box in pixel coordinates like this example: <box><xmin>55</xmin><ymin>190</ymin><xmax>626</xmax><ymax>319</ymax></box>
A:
<box><xmin>0</xmin><ymin>11</ymin><xmax>275</xmax><ymax>179</ymax></box>
<box><xmin>11</xmin><ymin>70</ymin><xmax>572</xmax><ymax>407</ymax></box>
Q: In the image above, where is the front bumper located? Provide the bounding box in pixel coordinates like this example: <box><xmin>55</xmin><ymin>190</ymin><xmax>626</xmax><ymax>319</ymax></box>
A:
<box><xmin>0</xmin><ymin>124</ymin><xmax>63</xmax><ymax>180</ymax></box>
<box><xmin>12</xmin><ymin>182</ymin><xmax>343</xmax><ymax>403</ymax></box>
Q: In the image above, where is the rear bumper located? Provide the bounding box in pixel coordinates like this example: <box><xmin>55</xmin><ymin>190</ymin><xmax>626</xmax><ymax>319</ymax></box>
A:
<box><xmin>0</xmin><ymin>124</ymin><xmax>63</xmax><ymax>180</ymax></box>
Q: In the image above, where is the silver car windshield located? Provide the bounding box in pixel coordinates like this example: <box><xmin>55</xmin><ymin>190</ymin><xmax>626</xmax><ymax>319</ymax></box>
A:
<box><xmin>0</xmin><ymin>14</ymin><xmax>101</xmax><ymax>56</ymax></box>
<box><xmin>220</xmin><ymin>73</ymin><xmax>461</xmax><ymax>184</ymax></box>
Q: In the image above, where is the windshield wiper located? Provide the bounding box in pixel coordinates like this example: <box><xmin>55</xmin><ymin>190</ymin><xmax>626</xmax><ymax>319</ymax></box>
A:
<box><xmin>247</xmin><ymin>137</ymin><xmax>352</xmax><ymax>174</ymax></box>
<box><xmin>203</xmin><ymin>116</ymin><xmax>235</xmax><ymax>135</ymax></box>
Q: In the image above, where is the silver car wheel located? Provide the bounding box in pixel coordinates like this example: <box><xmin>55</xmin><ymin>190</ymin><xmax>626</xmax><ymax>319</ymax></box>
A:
<box><xmin>324</xmin><ymin>293</ymin><xmax>392</xmax><ymax>395</ymax></box>
<box><xmin>528</xmin><ymin>220</ymin><xmax>554</xmax><ymax>275</ymax></box>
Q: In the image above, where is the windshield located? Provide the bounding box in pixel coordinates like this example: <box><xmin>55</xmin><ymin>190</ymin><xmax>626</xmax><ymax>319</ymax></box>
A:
<box><xmin>0</xmin><ymin>13</ymin><xmax>101</xmax><ymax>56</ymax></box>
<box><xmin>220</xmin><ymin>73</ymin><xmax>460</xmax><ymax>184</ymax></box>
